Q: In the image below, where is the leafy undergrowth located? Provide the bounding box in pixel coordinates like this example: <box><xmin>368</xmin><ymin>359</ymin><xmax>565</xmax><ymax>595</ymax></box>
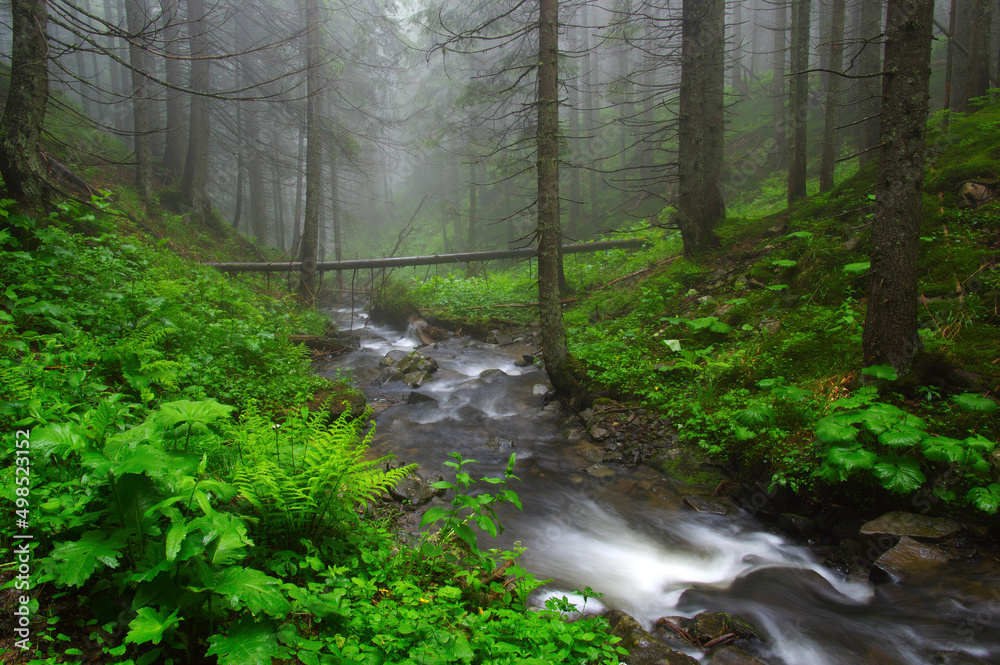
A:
<box><xmin>0</xmin><ymin>202</ymin><xmax>624</xmax><ymax>664</ymax></box>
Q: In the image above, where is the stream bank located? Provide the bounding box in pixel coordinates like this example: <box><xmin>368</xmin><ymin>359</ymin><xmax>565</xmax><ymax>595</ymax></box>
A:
<box><xmin>313</xmin><ymin>308</ymin><xmax>1000</xmax><ymax>665</ymax></box>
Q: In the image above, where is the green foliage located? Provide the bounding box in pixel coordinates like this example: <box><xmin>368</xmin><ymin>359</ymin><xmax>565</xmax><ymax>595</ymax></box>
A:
<box><xmin>230</xmin><ymin>402</ymin><xmax>416</xmax><ymax>549</ymax></box>
<box><xmin>418</xmin><ymin>453</ymin><xmax>522</xmax><ymax>561</ymax></box>
<box><xmin>810</xmin><ymin>389</ymin><xmax>998</xmax><ymax>508</ymax></box>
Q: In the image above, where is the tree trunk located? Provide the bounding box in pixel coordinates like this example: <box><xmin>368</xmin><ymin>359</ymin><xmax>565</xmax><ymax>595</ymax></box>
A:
<box><xmin>293</xmin><ymin>122</ymin><xmax>304</xmax><ymax>244</ymax></box>
<box><xmin>232</xmin><ymin>103</ymin><xmax>244</xmax><ymax>230</ymax></box>
<box><xmin>862</xmin><ymin>0</ymin><xmax>933</xmax><ymax>374</ymax></box>
<box><xmin>963</xmin><ymin>0</ymin><xmax>992</xmax><ymax>107</ymax></box>
<box><xmin>102</xmin><ymin>0</ymin><xmax>128</xmax><ymax>133</ymax></box>
<box><xmin>537</xmin><ymin>0</ymin><xmax>575</xmax><ymax>396</ymax></box>
<box><xmin>331</xmin><ymin>155</ymin><xmax>342</xmax><ymax>289</ymax></box>
<box><xmin>677</xmin><ymin>0</ymin><xmax>726</xmax><ymax>257</ymax></box>
<box><xmin>272</xmin><ymin>119</ymin><xmax>286</xmax><ymax>252</ymax></box>
<box><xmin>943</xmin><ymin>0</ymin><xmax>958</xmax><ymax>124</ymax></box>
<box><xmin>182</xmin><ymin>0</ymin><xmax>211</xmax><ymax>224</ymax></box>
<box><xmin>819</xmin><ymin>0</ymin><xmax>846</xmax><ymax>192</ymax></box>
<box><xmin>581</xmin><ymin>4</ymin><xmax>599</xmax><ymax>235</ymax></box>
<box><xmin>467</xmin><ymin>159</ymin><xmax>477</xmax><ymax>253</ymax></box>
<box><xmin>786</xmin><ymin>0</ymin><xmax>810</xmax><ymax>204</ymax></box>
<box><xmin>125</xmin><ymin>0</ymin><xmax>154</xmax><ymax>200</ymax></box>
<box><xmin>771</xmin><ymin>0</ymin><xmax>788</xmax><ymax>170</ymax></box>
<box><xmin>0</xmin><ymin>0</ymin><xmax>49</xmax><ymax>208</ymax></box>
<box><xmin>159</xmin><ymin>0</ymin><xmax>186</xmax><ymax>178</ymax></box>
<box><xmin>298</xmin><ymin>0</ymin><xmax>322</xmax><ymax>303</ymax></box>
<box><xmin>857</xmin><ymin>0</ymin><xmax>883</xmax><ymax>167</ymax></box>
<box><xmin>246</xmin><ymin>102</ymin><xmax>267</xmax><ymax>245</ymax></box>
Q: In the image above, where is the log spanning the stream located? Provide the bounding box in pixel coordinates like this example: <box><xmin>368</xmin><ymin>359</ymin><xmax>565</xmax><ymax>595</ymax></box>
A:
<box><xmin>203</xmin><ymin>238</ymin><xmax>647</xmax><ymax>273</ymax></box>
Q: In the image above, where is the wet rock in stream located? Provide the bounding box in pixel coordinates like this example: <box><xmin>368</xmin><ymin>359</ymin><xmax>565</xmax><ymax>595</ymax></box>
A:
<box><xmin>602</xmin><ymin>609</ymin><xmax>700</xmax><ymax>665</ymax></box>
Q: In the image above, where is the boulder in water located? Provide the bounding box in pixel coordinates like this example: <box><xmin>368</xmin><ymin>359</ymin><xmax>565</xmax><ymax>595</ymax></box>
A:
<box><xmin>484</xmin><ymin>436</ymin><xmax>514</xmax><ymax>451</ymax></box>
<box><xmin>389</xmin><ymin>473</ymin><xmax>440</xmax><ymax>506</ymax></box>
<box><xmin>872</xmin><ymin>535</ymin><xmax>953</xmax><ymax>584</ymax></box>
<box><xmin>403</xmin><ymin>370</ymin><xmax>433</xmax><ymax>387</ymax></box>
<box><xmin>859</xmin><ymin>511</ymin><xmax>960</xmax><ymax>542</ymax></box>
<box><xmin>706</xmin><ymin>645</ymin><xmax>768</xmax><ymax>665</ymax></box>
<box><xmin>406</xmin><ymin>391</ymin><xmax>437</xmax><ymax>406</ymax></box>
<box><xmin>602</xmin><ymin>610</ymin><xmax>700</xmax><ymax>665</ymax></box>
<box><xmin>396</xmin><ymin>350</ymin><xmax>439</xmax><ymax>376</ymax></box>
<box><xmin>683</xmin><ymin>495</ymin><xmax>730</xmax><ymax>516</ymax></box>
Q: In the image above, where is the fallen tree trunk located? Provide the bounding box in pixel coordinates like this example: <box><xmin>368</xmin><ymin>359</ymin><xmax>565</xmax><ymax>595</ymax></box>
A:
<box><xmin>204</xmin><ymin>238</ymin><xmax>647</xmax><ymax>273</ymax></box>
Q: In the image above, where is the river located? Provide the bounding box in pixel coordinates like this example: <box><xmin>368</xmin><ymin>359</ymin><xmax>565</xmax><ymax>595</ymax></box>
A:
<box><xmin>317</xmin><ymin>308</ymin><xmax>1000</xmax><ymax>665</ymax></box>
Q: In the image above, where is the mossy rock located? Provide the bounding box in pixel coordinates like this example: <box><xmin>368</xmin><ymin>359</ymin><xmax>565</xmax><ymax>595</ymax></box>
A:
<box><xmin>649</xmin><ymin>449</ymin><xmax>726</xmax><ymax>488</ymax></box>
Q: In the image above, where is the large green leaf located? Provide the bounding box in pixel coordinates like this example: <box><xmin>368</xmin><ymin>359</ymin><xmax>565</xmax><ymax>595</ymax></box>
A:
<box><xmin>877</xmin><ymin>427</ymin><xmax>927</xmax><ymax>448</ymax></box>
<box><xmin>206</xmin><ymin>617</ymin><xmax>287</xmax><ymax>665</ymax></box>
<box><xmin>737</xmin><ymin>404</ymin><xmax>775</xmax><ymax>428</ymax></box>
<box><xmin>212</xmin><ymin>566</ymin><xmax>291</xmax><ymax>616</ymax></box>
<box><xmin>155</xmin><ymin>399</ymin><xmax>234</xmax><ymax>427</ymax></box>
<box><xmin>921</xmin><ymin>437</ymin><xmax>967</xmax><ymax>464</ymax></box>
<box><xmin>967</xmin><ymin>484</ymin><xmax>1000</xmax><ymax>514</ymax></box>
<box><xmin>31</xmin><ymin>423</ymin><xmax>88</xmax><ymax>457</ymax></box>
<box><xmin>966</xmin><ymin>434</ymin><xmax>997</xmax><ymax>453</ymax></box>
<box><xmin>194</xmin><ymin>511</ymin><xmax>252</xmax><ymax>565</ymax></box>
<box><xmin>815</xmin><ymin>416</ymin><xmax>859</xmax><ymax>445</ymax></box>
<box><xmin>860</xmin><ymin>365</ymin><xmax>898</xmax><ymax>381</ymax></box>
<box><xmin>873</xmin><ymin>457</ymin><xmax>926</xmax><ymax>494</ymax></box>
<box><xmin>952</xmin><ymin>393</ymin><xmax>999</xmax><ymax>413</ymax></box>
<box><xmin>826</xmin><ymin>445</ymin><xmax>876</xmax><ymax>471</ymax></box>
<box><xmin>48</xmin><ymin>530</ymin><xmax>128</xmax><ymax>587</ymax></box>
<box><xmin>125</xmin><ymin>607</ymin><xmax>182</xmax><ymax>646</ymax></box>
<box><xmin>843</xmin><ymin>262</ymin><xmax>870</xmax><ymax>275</ymax></box>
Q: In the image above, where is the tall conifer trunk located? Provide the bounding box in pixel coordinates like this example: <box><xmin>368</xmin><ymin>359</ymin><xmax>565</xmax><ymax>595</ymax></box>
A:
<box><xmin>863</xmin><ymin>0</ymin><xmax>933</xmax><ymax>374</ymax></box>
<box><xmin>298</xmin><ymin>0</ymin><xmax>322</xmax><ymax>302</ymax></box>
<box><xmin>676</xmin><ymin>0</ymin><xmax>725</xmax><ymax>257</ymax></box>
<box><xmin>0</xmin><ymin>0</ymin><xmax>49</xmax><ymax>207</ymax></box>
<box><xmin>536</xmin><ymin>0</ymin><xmax>575</xmax><ymax>396</ymax></box>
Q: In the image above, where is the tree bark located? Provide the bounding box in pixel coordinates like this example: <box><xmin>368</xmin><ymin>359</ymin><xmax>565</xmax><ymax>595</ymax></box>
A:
<box><xmin>0</xmin><ymin>0</ymin><xmax>50</xmax><ymax>207</ymax></box>
<box><xmin>963</xmin><ymin>0</ymin><xmax>991</xmax><ymax>107</ymax></box>
<box><xmin>863</xmin><ymin>0</ymin><xmax>933</xmax><ymax>374</ymax></box>
<box><xmin>943</xmin><ymin>0</ymin><xmax>958</xmax><ymax>124</ymax></box>
<box><xmin>819</xmin><ymin>0</ymin><xmax>846</xmax><ymax>192</ymax></box>
<box><xmin>159</xmin><ymin>0</ymin><xmax>186</xmax><ymax>178</ymax></box>
<box><xmin>857</xmin><ymin>0</ymin><xmax>883</xmax><ymax>167</ymax></box>
<box><xmin>125</xmin><ymin>0</ymin><xmax>154</xmax><ymax>200</ymax></box>
<box><xmin>182</xmin><ymin>0</ymin><xmax>211</xmax><ymax>224</ymax></box>
<box><xmin>536</xmin><ymin>0</ymin><xmax>575</xmax><ymax>396</ymax></box>
<box><xmin>298</xmin><ymin>0</ymin><xmax>322</xmax><ymax>303</ymax></box>
<box><xmin>677</xmin><ymin>0</ymin><xmax>726</xmax><ymax>257</ymax></box>
<box><xmin>246</xmin><ymin>102</ymin><xmax>267</xmax><ymax>245</ymax></box>
<box><xmin>771</xmin><ymin>0</ymin><xmax>788</xmax><ymax>170</ymax></box>
<box><xmin>786</xmin><ymin>0</ymin><xmax>810</xmax><ymax>204</ymax></box>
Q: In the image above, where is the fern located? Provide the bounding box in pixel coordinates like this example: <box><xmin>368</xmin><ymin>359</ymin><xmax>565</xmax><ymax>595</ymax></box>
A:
<box><xmin>229</xmin><ymin>402</ymin><xmax>414</xmax><ymax>548</ymax></box>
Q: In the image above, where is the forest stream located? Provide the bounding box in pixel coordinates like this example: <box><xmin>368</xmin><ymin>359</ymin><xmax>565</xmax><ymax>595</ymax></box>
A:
<box><xmin>317</xmin><ymin>307</ymin><xmax>1000</xmax><ymax>665</ymax></box>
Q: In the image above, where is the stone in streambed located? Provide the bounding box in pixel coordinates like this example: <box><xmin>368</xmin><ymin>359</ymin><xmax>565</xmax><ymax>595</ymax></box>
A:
<box><xmin>860</xmin><ymin>511</ymin><xmax>960</xmax><ymax>542</ymax></box>
<box><xmin>872</xmin><ymin>535</ymin><xmax>953</xmax><ymax>584</ymax></box>
<box><xmin>403</xmin><ymin>370</ymin><xmax>433</xmax><ymax>387</ymax></box>
<box><xmin>585</xmin><ymin>463</ymin><xmax>616</xmax><ymax>478</ymax></box>
<box><xmin>406</xmin><ymin>391</ymin><xmax>437</xmax><ymax>406</ymax></box>
<box><xmin>683</xmin><ymin>495</ymin><xmax>730</xmax><ymax>516</ymax></box>
<box><xmin>389</xmin><ymin>473</ymin><xmax>440</xmax><ymax>506</ymax></box>
<box><xmin>483</xmin><ymin>436</ymin><xmax>514</xmax><ymax>452</ymax></box>
<box><xmin>706</xmin><ymin>646</ymin><xmax>768</xmax><ymax>665</ymax></box>
<box><xmin>602</xmin><ymin>610</ymin><xmax>700</xmax><ymax>665</ymax></box>
<box><xmin>396</xmin><ymin>351</ymin><xmax>438</xmax><ymax>375</ymax></box>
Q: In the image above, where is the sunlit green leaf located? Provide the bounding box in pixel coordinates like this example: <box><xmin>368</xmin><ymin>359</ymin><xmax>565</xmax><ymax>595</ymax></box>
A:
<box><xmin>952</xmin><ymin>393</ymin><xmax>999</xmax><ymax>413</ymax></box>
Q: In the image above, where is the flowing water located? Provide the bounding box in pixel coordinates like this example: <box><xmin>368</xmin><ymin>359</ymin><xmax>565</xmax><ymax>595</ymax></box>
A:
<box><xmin>317</xmin><ymin>308</ymin><xmax>1000</xmax><ymax>665</ymax></box>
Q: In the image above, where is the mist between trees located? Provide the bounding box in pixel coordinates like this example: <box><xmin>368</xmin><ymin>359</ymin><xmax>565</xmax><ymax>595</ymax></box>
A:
<box><xmin>0</xmin><ymin>0</ymin><xmax>991</xmax><ymax>300</ymax></box>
